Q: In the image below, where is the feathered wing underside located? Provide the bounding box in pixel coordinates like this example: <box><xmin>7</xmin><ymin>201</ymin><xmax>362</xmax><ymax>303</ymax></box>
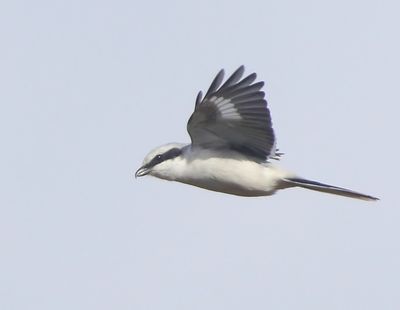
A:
<box><xmin>187</xmin><ymin>66</ymin><xmax>276</xmax><ymax>161</ymax></box>
<box><xmin>283</xmin><ymin>177</ymin><xmax>379</xmax><ymax>201</ymax></box>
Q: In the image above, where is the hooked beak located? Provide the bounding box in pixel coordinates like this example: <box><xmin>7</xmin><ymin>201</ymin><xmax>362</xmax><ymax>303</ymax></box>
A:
<box><xmin>135</xmin><ymin>166</ymin><xmax>150</xmax><ymax>178</ymax></box>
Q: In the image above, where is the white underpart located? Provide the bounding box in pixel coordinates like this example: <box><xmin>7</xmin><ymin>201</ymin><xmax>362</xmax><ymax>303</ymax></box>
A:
<box><xmin>151</xmin><ymin>146</ymin><xmax>295</xmax><ymax>197</ymax></box>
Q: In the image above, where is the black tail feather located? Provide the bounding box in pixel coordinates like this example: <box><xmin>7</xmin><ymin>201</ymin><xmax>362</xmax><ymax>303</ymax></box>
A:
<box><xmin>283</xmin><ymin>177</ymin><xmax>379</xmax><ymax>201</ymax></box>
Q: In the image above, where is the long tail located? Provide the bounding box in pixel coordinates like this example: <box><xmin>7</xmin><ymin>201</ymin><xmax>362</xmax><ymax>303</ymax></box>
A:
<box><xmin>283</xmin><ymin>177</ymin><xmax>379</xmax><ymax>201</ymax></box>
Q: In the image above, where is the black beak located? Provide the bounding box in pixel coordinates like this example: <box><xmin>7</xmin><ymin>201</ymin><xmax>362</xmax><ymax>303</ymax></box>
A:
<box><xmin>135</xmin><ymin>166</ymin><xmax>150</xmax><ymax>178</ymax></box>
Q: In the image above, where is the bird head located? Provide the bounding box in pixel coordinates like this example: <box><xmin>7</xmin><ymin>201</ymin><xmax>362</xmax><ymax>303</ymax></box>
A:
<box><xmin>135</xmin><ymin>143</ymin><xmax>187</xmax><ymax>180</ymax></box>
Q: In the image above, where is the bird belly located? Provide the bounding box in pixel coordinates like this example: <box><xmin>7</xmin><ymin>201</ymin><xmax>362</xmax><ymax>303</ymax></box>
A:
<box><xmin>178</xmin><ymin>158</ymin><xmax>291</xmax><ymax>197</ymax></box>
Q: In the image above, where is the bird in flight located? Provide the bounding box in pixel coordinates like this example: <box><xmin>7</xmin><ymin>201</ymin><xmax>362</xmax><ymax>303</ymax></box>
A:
<box><xmin>135</xmin><ymin>66</ymin><xmax>378</xmax><ymax>201</ymax></box>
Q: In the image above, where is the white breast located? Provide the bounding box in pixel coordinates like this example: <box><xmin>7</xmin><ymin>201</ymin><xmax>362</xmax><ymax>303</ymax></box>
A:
<box><xmin>174</xmin><ymin>148</ymin><xmax>294</xmax><ymax>197</ymax></box>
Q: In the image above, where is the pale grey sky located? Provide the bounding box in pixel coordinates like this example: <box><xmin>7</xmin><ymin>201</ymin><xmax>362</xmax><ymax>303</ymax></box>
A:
<box><xmin>1</xmin><ymin>0</ymin><xmax>399</xmax><ymax>309</ymax></box>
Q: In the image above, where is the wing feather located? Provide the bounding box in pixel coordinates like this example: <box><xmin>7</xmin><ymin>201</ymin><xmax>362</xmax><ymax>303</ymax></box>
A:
<box><xmin>204</xmin><ymin>69</ymin><xmax>224</xmax><ymax>99</ymax></box>
<box><xmin>187</xmin><ymin>66</ymin><xmax>277</xmax><ymax>161</ymax></box>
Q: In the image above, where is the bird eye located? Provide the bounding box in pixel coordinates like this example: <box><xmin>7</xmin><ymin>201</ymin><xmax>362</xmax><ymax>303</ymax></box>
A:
<box><xmin>154</xmin><ymin>154</ymin><xmax>163</xmax><ymax>164</ymax></box>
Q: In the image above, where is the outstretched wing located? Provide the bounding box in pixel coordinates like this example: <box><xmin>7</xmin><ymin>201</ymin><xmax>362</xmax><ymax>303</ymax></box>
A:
<box><xmin>187</xmin><ymin>66</ymin><xmax>276</xmax><ymax>161</ymax></box>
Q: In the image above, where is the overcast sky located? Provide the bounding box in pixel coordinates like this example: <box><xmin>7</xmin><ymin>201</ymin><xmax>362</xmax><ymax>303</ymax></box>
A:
<box><xmin>1</xmin><ymin>0</ymin><xmax>399</xmax><ymax>309</ymax></box>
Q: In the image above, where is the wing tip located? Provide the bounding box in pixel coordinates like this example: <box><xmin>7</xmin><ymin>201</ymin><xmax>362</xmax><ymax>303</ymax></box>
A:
<box><xmin>195</xmin><ymin>91</ymin><xmax>203</xmax><ymax>107</ymax></box>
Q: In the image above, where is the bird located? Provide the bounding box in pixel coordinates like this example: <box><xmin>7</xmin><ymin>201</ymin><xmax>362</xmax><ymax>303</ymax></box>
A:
<box><xmin>135</xmin><ymin>66</ymin><xmax>378</xmax><ymax>201</ymax></box>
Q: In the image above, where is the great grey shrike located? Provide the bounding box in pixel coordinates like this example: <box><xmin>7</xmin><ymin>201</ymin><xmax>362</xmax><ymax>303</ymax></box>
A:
<box><xmin>135</xmin><ymin>66</ymin><xmax>378</xmax><ymax>201</ymax></box>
